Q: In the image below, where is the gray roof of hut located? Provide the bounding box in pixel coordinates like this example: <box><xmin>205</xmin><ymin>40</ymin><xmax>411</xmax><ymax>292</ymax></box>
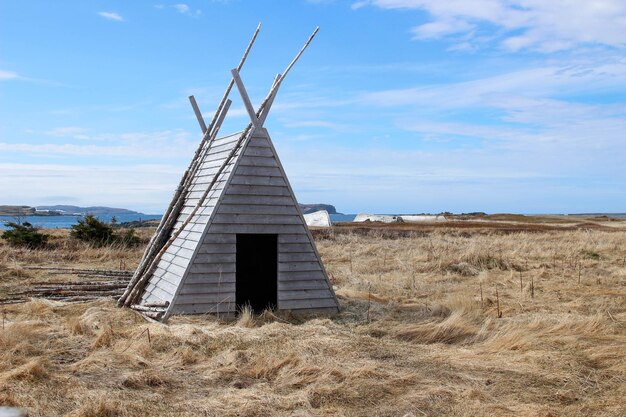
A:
<box><xmin>142</xmin><ymin>131</ymin><xmax>245</xmax><ymax>303</ymax></box>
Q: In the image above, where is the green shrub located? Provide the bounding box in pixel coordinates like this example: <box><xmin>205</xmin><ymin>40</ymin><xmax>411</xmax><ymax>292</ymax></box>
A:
<box><xmin>117</xmin><ymin>229</ymin><xmax>141</xmax><ymax>246</ymax></box>
<box><xmin>70</xmin><ymin>215</ymin><xmax>115</xmax><ymax>245</ymax></box>
<box><xmin>70</xmin><ymin>215</ymin><xmax>141</xmax><ymax>247</ymax></box>
<box><xmin>2</xmin><ymin>222</ymin><xmax>49</xmax><ymax>248</ymax></box>
<box><xmin>582</xmin><ymin>249</ymin><xmax>601</xmax><ymax>260</ymax></box>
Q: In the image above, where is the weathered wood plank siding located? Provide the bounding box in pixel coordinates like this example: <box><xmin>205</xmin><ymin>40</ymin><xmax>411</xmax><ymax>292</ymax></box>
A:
<box><xmin>140</xmin><ymin>132</ymin><xmax>244</xmax><ymax>306</ymax></box>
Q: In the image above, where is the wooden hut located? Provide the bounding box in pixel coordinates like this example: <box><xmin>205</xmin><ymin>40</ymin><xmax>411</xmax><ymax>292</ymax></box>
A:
<box><xmin>118</xmin><ymin>25</ymin><xmax>339</xmax><ymax>321</ymax></box>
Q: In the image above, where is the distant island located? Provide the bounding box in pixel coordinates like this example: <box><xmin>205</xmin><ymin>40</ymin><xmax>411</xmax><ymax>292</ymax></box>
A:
<box><xmin>299</xmin><ymin>204</ymin><xmax>337</xmax><ymax>214</ymax></box>
<box><xmin>0</xmin><ymin>203</ymin><xmax>338</xmax><ymax>217</ymax></box>
<box><xmin>0</xmin><ymin>205</ymin><xmax>143</xmax><ymax>217</ymax></box>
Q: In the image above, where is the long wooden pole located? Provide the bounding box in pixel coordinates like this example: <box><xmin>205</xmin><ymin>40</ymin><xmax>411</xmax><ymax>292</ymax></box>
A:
<box><xmin>118</xmin><ymin>23</ymin><xmax>262</xmax><ymax>307</ymax></box>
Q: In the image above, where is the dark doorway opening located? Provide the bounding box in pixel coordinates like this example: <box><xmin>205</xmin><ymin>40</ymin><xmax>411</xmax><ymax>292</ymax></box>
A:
<box><xmin>236</xmin><ymin>233</ymin><xmax>278</xmax><ymax>313</ymax></box>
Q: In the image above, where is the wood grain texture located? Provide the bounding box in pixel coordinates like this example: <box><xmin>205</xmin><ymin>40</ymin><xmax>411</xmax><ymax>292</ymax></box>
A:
<box><xmin>179</xmin><ymin>282</ymin><xmax>236</xmax><ymax>295</ymax></box>
<box><xmin>279</xmin><ymin>298</ymin><xmax>338</xmax><ymax>310</ymax></box>
<box><xmin>279</xmin><ymin>289</ymin><xmax>332</xmax><ymax>300</ymax></box>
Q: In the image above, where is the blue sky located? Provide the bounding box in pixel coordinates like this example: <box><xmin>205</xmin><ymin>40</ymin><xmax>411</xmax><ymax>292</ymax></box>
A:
<box><xmin>1</xmin><ymin>0</ymin><xmax>625</xmax><ymax>214</ymax></box>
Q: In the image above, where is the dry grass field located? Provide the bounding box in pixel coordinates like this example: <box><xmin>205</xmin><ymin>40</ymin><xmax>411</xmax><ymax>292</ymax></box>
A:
<box><xmin>0</xmin><ymin>217</ymin><xmax>625</xmax><ymax>416</ymax></box>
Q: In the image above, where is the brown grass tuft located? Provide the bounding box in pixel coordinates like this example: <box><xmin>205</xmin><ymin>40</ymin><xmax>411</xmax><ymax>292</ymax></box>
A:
<box><xmin>68</xmin><ymin>396</ymin><xmax>125</xmax><ymax>417</ymax></box>
<box><xmin>91</xmin><ymin>325</ymin><xmax>115</xmax><ymax>349</ymax></box>
<box><xmin>236</xmin><ymin>305</ymin><xmax>256</xmax><ymax>328</ymax></box>
<box><xmin>0</xmin><ymin>358</ymin><xmax>48</xmax><ymax>383</ymax></box>
<box><xmin>121</xmin><ymin>369</ymin><xmax>171</xmax><ymax>389</ymax></box>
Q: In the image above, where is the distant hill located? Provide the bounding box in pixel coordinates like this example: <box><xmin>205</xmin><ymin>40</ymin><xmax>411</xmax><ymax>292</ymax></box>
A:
<box><xmin>0</xmin><ymin>205</ymin><xmax>36</xmax><ymax>216</ymax></box>
<box><xmin>2</xmin><ymin>203</ymin><xmax>335</xmax><ymax>217</ymax></box>
<box><xmin>35</xmin><ymin>205</ymin><xmax>142</xmax><ymax>216</ymax></box>
<box><xmin>298</xmin><ymin>204</ymin><xmax>337</xmax><ymax>215</ymax></box>
<box><xmin>0</xmin><ymin>205</ymin><xmax>145</xmax><ymax>216</ymax></box>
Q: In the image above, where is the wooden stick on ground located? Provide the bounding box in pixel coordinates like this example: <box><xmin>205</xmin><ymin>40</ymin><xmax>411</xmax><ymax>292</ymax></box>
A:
<box><xmin>20</xmin><ymin>266</ymin><xmax>132</xmax><ymax>275</ymax></box>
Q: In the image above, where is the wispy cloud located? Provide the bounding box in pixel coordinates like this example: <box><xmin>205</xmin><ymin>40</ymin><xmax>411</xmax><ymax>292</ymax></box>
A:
<box><xmin>154</xmin><ymin>4</ymin><xmax>202</xmax><ymax>17</ymax></box>
<box><xmin>0</xmin><ymin>70</ymin><xmax>21</xmax><ymax>80</ymax></box>
<box><xmin>98</xmin><ymin>11</ymin><xmax>124</xmax><ymax>21</ymax></box>
<box><xmin>354</xmin><ymin>0</ymin><xmax>626</xmax><ymax>52</ymax></box>
<box><xmin>0</xmin><ymin>130</ymin><xmax>196</xmax><ymax>158</ymax></box>
<box><xmin>45</xmin><ymin>127</ymin><xmax>90</xmax><ymax>140</ymax></box>
<box><xmin>0</xmin><ymin>69</ymin><xmax>71</xmax><ymax>86</ymax></box>
<box><xmin>360</xmin><ymin>56</ymin><xmax>626</xmax><ymax>108</ymax></box>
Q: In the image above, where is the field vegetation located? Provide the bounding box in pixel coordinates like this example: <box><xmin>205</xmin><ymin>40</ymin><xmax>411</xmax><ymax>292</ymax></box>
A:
<box><xmin>0</xmin><ymin>217</ymin><xmax>624</xmax><ymax>416</ymax></box>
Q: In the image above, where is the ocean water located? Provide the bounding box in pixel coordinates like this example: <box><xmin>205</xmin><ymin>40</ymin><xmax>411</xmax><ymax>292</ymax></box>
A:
<box><xmin>0</xmin><ymin>214</ymin><xmax>162</xmax><ymax>230</ymax></box>
<box><xmin>566</xmin><ymin>213</ymin><xmax>626</xmax><ymax>218</ymax></box>
<box><xmin>1</xmin><ymin>213</ymin><xmax>623</xmax><ymax>230</ymax></box>
<box><xmin>330</xmin><ymin>213</ymin><xmax>357</xmax><ymax>222</ymax></box>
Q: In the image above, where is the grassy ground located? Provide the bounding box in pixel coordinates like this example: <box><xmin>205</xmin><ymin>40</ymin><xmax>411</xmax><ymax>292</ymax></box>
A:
<box><xmin>0</xmin><ymin>218</ymin><xmax>624</xmax><ymax>416</ymax></box>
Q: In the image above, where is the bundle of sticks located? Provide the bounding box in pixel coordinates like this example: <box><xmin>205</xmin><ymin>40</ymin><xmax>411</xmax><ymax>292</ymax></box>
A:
<box><xmin>0</xmin><ymin>266</ymin><xmax>132</xmax><ymax>305</ymax></box>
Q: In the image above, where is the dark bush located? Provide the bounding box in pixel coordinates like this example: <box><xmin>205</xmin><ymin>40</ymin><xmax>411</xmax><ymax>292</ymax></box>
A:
<box><xmin>70</xmin><ymin>215</ymin><xmax>141</xmax><ymax>247</ymax></box>
<box><xmin>70</xmin><ymin>215</ymin><xmax>115</xmax><ymax>245</ymax></box>
<box><xmin>117</xmin><ymin>229</ymin><xmax>141</xmax><ymax>246</ymax></box>
<box><xmin>2</xmin><ymin>222</ymin><xmax>49</xmax><ymax>248</ymax></box>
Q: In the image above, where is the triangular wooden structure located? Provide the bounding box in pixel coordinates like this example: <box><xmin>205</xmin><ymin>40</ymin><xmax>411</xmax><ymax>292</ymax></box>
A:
<box><xmin>118</xmin><ymin>25</ymin><xmax>339</xmax><ymax>321</ymax></box>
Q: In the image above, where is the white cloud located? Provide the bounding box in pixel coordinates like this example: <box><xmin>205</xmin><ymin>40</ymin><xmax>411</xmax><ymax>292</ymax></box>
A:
<box><xmin>174</xmin><ymin>4</ymin><xmax>190</xmax><ymax>14</ymax></box>
<box><xmin>45</xmin><ymin>127</ymin><xmax>90</xmax><ymax>140</ymax></box>
<box><xmin>0</xmin><ymin>70</ymin><xmax>20</xmax><ymax>80</ymax></box>
<box><xmin>155</xmin><ymin>3</ymin><xmax>202</xmax><ymax>16</ymax></box>
<box><xmin>411</xmin><ymin>18</ymin><xmax>474</xmax><ymax>39</ymax></box>
<box><xmin>355</xmin><ymin>0</ymin><xmax>626</xmax><ymax>51</ymax></box>
<box><xmin>0</xmin><ymin>129</ymin><xmax>196</xmax><ymax>158</ymax></box>
<box><xmin>98</xmin><ymin>11</ymin><xmax>124</xmax><ymax>21</ymax></box>
<box><xmin>282</xmin><ymin>120</ymin><xmax>343</xmax><ymax>129</ymax></box>
<box><xmin>360</xmin><ymin>56</ymin><xmax>626</xmax><ymax>108</ymax></box>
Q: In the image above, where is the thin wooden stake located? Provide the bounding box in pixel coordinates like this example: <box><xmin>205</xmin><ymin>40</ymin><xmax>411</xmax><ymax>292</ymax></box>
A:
<box><xmin>578</xmin><ymin>260</ymin><xmax>582</xmax><ymax>285</ymax></box>
<box><xmin>278</xmin><ymin>26</ymin><xmax>319</xmax><ymax>82</ymax></box>
<box><xmin>257</xmin><ymin>74</ymin><xmax>282</xmax><ymax>126</ymax></box>
<box><xmin>531</xmin><ymin>277</ymin><xmax>535</xmax><ymax>298</ymax></box>
<box><xmin>519</xmin><ymin>270</ymin><xmax>523</xmax><ymax>293</ymax></box>
<box><xmin>231</xmin><ymin>69</ymin><xmax>259</xmax><ymax>127</ymax></box>
<box><xmin>366</xmin><ymin>283</ymin><xmax>371</xmax><ymax>323</ymax></box>
<box><xmin>496</xmin><ymin>285</ymin><xmax>502</xmax><ymax>318</ymax></box>
<box><xmin>189</xmin><ymin>95</ymin><xmax>207</xmax><ymax>134</ymax></box>
<box><xmin>350</xmin><ymin>249</ymin><xmax>353</xmax><ymax>273</ymax></box>
<box><xmin>480</xmin><ymin>282</ymin><xmax>484</xmax><ymax>308</ymax></box>
<box><xmin>204</xmin><ymin>22</ymin><xmax>261</xmax><ymax>139</ymax></box>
